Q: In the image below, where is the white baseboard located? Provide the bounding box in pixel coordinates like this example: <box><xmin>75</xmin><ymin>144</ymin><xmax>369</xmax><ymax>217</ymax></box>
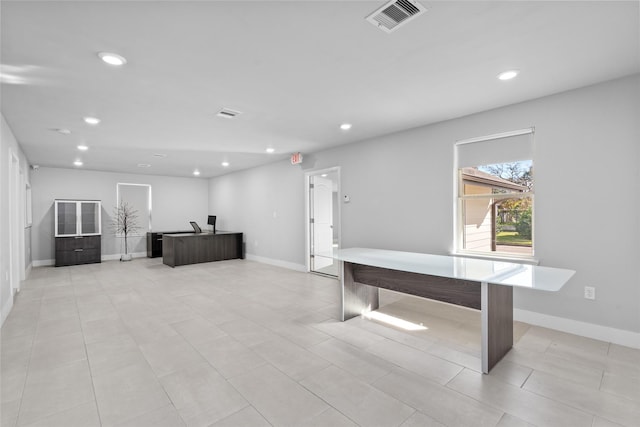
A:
<box><xmin>26</xmin><ymin>262</ymin><xmax>32</xmax><ymax>278</ymax></box>
<box><xmin>245</xmin><ymin>254</ymin><xmax>307</xmax><ymax>272</ymax></box>
<box><xmin>514</xmin><ymin>308</ymin><xmax>640</xmax><ymax>349</ymax></box>
<box><xmin>32</xmin><ymin>252</ymin><xmax>148</xmax><ymax>267</ymax></box>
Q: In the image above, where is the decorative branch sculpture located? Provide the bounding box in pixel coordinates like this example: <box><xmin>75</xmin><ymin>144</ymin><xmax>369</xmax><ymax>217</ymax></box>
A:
<box><xmin>113</xmin><ymin>200</ymin><xmax>140</xmax><ymax>260</ymax></box>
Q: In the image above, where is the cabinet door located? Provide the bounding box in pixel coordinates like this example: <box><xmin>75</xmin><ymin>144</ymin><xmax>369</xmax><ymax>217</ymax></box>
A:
<box><xmin>80</xmin><ymin>202</ymin><xmax>101</xmax><ymax>234</ymax></box>
<box><xmin>56</xmin><ymin>201</ymin><xmax>78</xmax><ymax>236</ymax></box>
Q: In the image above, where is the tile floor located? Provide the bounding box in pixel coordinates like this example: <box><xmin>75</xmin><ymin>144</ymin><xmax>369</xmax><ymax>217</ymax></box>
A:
<box><xmin>1</xmin><ymin>258</ymin><xmax>639</xmax><ymax>427</ymax></box>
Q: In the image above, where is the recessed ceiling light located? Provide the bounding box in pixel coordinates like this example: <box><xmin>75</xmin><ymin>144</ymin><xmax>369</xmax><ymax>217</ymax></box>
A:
<box><xmin>73</xmin><ymin>160</ymin><xmax>83</xmax><ymax>167</ymax></box>
<box><xmin>266</xmin><ymin>147</ymin><xmax>275</xmax><ymax>154</ymax></box>
<box><xmin>52</xmin><ymin>128</ymin><xmax>71</xmax><ymax>135</ymax></box>
<box><xmin>98</xmin><ymin>52</ymin><xmax>127</xmax><ymax>66</ymax></box>
<box><xmin>193</xmin><ymin>170</ymin><xmax>200</xmax><ymax>176</ymax></box>
<box><xmin>221</xmin><ymin>162</ymin><xmax>230</xmax><ymax>167</ymax></box>
<box><xmin>321</xmin><ymin>174</ymin><xmax>327</xmax><ymax>177</ymax></box>
<box><xmin>340</xmin><ymin>123</ymin><xmax>352</xmax><ymax>130</ymax></box>
<box><xmin>497</xmin><ymin>70</ymin><xmax>519</xmax><ymax>81</ymax></box>
<box><xmin>137</xmin><ymin>163</ymin><xmax>151</xmax><ymax>168</ymax></box>
<box><xmin>77</xmin><ymin>145</ymin><xmax>89</xmax><ymax>151</ymax></box>
<box><xmin>83</xmin><ymin>116</ymin><xmax>101</xmax><ymax>125</ymax></box>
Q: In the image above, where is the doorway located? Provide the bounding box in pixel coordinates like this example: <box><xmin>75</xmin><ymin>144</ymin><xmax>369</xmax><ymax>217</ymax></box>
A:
<box><xmin>307</xmin><ymin>167</ymin><xmax>340</xmax><ymax>277</ymax></box>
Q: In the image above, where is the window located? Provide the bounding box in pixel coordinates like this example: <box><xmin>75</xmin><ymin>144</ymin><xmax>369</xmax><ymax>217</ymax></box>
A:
<box><xmin>116</xmin><ymin>183</ymin><xmax>152</xmax><ymax>235</ymax></box>
<box><xmin>454</xmin><ymin>129</ymin><xmax>534</xmax><ymax>259</ymax></box>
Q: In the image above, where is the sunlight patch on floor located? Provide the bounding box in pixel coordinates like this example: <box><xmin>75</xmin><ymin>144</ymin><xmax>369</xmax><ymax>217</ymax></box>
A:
<box><xmin>364</xmin><ymin>311</ymin><xmax>428</xmax><ymax>331</ymax></box>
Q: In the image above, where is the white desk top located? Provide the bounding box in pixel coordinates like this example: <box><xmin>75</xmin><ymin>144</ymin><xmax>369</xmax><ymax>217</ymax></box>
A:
<box><xmin>333</xmin><ymin>248</ymin><xmax>574</xmax><ymax>291</ymax></box>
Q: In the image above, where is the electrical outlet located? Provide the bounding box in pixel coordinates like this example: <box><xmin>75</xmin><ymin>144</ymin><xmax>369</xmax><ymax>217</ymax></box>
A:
<box><xmin>584</xmin><ymin>286</ymin><xmax>596</xmax><ymax>300</ymax></box>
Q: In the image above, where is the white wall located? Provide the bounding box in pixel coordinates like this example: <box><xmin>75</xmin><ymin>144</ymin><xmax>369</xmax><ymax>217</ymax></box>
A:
<box><xmin>209</xmin><ymin>74</ymin><xmax>640</xmax><ymax>340</ymax></box>
<box><xmin>209</xmin><ymin>162</ymin><xmax>306</xmax><ymax>270</ymax></box>
<box><xmin>31</xmin><ymin>168</ymin><xmax>209</xmax><ymax>263</ymax></box>
<box><xmin>1</xmin><ymin>114</ymin><xmax>31</xmax><ymax>324</ymax></box>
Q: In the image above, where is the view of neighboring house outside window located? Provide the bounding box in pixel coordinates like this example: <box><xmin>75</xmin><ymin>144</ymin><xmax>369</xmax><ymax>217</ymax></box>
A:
<box><xmin>455</xmin><ymin>129</ymin><xmax>534</xmax><ymax>259</ymax></box>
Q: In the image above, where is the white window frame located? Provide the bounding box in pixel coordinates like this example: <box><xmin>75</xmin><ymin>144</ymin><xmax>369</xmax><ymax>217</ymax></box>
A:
<box><xmin>453</xmin><ymin>128</ymin><xmax>537</xmax><ymax>264</ymax></box>
<box><xmin>116</xmin><ymin>183</ymin><xmax>153</xmax><ymax>237</ymax></box>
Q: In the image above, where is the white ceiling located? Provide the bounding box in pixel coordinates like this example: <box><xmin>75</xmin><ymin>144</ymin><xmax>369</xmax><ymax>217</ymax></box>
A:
<box><xmin>2</xmin><ymin>1</ymin><xmax>638</xmax><ymax>178</ymax></box>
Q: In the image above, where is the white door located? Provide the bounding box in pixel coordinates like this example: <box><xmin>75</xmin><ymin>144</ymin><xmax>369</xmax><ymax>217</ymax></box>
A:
<box><xmin>310</xmin><ymin>174</ymin><xmax>337</xmax><ymax>275</ymax></box>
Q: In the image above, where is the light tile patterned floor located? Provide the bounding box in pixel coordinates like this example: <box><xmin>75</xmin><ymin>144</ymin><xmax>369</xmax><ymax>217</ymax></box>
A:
<box><xmin>1</xmin><ymin>258</ymin><xmax>639</xmax><ymax>427</ymax></box>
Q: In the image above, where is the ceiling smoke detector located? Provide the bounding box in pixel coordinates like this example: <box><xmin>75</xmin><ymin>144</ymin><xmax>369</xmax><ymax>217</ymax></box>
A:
<box><xmin>216</xmin><ymin>108</ymin><xmax>242</xmax><ymax>119</ymax></box>
<box><xmin>366</xmin><ymin>0</ymin><xmax>427</xmax><ymax>33</ymax></box>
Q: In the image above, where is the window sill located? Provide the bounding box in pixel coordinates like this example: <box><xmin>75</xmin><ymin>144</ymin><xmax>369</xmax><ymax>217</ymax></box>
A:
<box><xmin>451</xmin><ymin>251</ymin><xmax>539</xmax><ymax>265</ymax></box>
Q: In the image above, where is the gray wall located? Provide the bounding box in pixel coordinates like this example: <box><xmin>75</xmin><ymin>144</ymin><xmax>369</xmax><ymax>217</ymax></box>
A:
<box><xmin>31</xmin><ymin>168</ymin><xmax>209</xmax><ymax>261</ymax></box>
<box><xmin>209</xmin><ymin>74</ymin><xmax>640</xmax><ymax>333</ymax></box>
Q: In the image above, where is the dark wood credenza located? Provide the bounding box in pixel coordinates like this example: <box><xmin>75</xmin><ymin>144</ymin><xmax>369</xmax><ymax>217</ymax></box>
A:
<box><xmin>55</xmin><ymin>235</ymin><xmax>102</xmax><ymax>267</ymax></box>
<box><xmin>146</xmin><ymin>231</ymin><xmax>194</xmax><ymax>258</ymax></box>
<box><xmin>162</xmin><ymin>232</ymin><xmax>243</xmax><ymax>267</ymax></box>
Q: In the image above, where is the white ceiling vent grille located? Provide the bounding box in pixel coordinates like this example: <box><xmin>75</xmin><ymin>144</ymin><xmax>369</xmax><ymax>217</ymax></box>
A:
<box><xmin>216</xmin><ymin>108</ymin><xmax>242</xmax><ymax>119</ymax></box>
<box><xmin>366</xmin><ymin>0</ymin><xmax>426</xmax><ymax>33</ymax></box>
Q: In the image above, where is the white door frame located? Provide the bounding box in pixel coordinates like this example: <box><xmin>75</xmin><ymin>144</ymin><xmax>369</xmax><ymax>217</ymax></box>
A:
<box><xmin>304</xmin><ymin>166</ymin><xmax>341</xmax><ymax>274</ymax></box>
<box><xmin>8</xmin><ymin>149</ymin><xmax>23</xmax><ymax>294</ymax></box>
<box><xmin>19</xmin><ymin>167</ymin><xmax>26</xmax><ymax>281</ymax></box>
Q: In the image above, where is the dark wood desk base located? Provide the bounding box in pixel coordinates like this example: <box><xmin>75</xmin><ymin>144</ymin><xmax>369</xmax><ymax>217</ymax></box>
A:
<box><xmin>341</xmin><ymin>261</ymin><xmax>513</xmax><ymax>373</ymax></box>
<box><xmin>147</xmin><ymin>231</ymin><xmax>194</xmax><ymax>258</ymax></box>
<box><xmin>163</xmin><ymin>232</ymin><xmax>243</xmax><ymax>267</ymax></box>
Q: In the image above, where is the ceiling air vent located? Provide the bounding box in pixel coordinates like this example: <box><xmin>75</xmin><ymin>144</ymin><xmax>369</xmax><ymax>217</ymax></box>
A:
<box><xmin>366</xmin><ymin>0</ymin><xmax>426</xmax><ymax>33</ymax></box>
<box><xmin>216</xmin><ymin>108</ymin><xmax>242</xmax><ymax>119</ymax></box>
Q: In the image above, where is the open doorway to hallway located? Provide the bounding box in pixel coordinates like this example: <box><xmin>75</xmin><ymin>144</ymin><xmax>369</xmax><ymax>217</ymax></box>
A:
<box><xmin>307</xmin><ymin>167</ymin><xmax>340</xmax><ymax>277</ymax></box>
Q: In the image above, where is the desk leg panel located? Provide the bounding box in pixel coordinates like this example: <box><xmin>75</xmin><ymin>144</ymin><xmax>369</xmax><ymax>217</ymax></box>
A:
<box><xmin>162</xmin><ymin>239</ymin><xmax>175</xmax><ymax>267</ymax></box>
<box><xmin>481</xmin><ymin>282</ymin><xmax>513</xmax><ymax>373</ymax></box>
<box><xmin>341</xmin><ymin>262</ymin><xmax>379</xmax><ymax>321</ymax></box>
